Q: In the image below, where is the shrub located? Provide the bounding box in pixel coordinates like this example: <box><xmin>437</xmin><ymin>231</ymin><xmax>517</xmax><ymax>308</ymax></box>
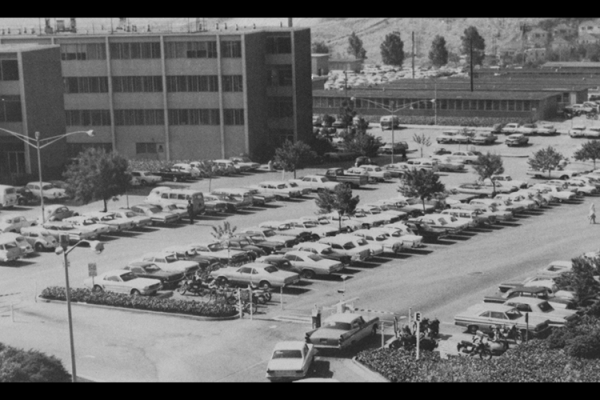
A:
<box><xmin>548</xmin><ymin>326</ymin><xmax>578</xmax><ymax>349</ymax></box>
<box><xmin>40</xmin><ymin>286</ymin><xmax>237</xmax><ymax>318</ymax></box>
<box><xmin>567</xmin><ymin>332</ymin><xmax>600</xmax><ymax>359</ymax></box>
<box><xmin>0</xmin><ymin>344</ymin><xmax>70</xmax><ymax>382</ymax></box>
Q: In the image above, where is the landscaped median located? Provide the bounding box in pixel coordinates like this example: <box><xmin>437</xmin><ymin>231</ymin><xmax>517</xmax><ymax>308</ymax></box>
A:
<box><xmin>39</xmin><ymin>286</ymin><xmax>238</xmax><ymax>320</ymax></box>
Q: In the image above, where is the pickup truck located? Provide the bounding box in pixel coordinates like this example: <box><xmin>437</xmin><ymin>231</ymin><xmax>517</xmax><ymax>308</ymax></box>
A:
<box><xmin>305</xmin><ymin>312</ymin><xmax>379</xmax><ymax>350</ymax></box>
<box><xmin>322</xmin><ymin>168</ymin><xmax>369</xmax><ymax>189</ymax></box>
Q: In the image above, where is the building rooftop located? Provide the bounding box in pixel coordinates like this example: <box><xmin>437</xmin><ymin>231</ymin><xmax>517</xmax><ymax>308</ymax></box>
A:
<box><xmin>314</xmin><ymin>88</ymin><xmax>561</xmax><ymax>101</ymax></box>
<box><xmin>542</xmin><ymin>61</ymin><xmax>600</xmax><ymax>69</ymax></box>
<box><xmin>0</xmin><ymin>43</ymin><xmax>59</xmax><ymax>53</ymax></box>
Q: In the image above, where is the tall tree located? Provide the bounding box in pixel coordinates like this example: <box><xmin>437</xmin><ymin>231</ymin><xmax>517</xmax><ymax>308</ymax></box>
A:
<box><xmin>312</xmin><ymin>41</ymin><xmax>329</xmax><ymax>54</ymax></box>
<box><xmin>399</xmin><ymin>169</ymin><xmax>445</xmax><ymax>211</ymax></box>
<box><xmin>63</xmin><ymin>148</ymin><xmax>131</xmax><ymax>212</ymax></box>
<box><xmin>412</xmin><ymin>133</ymin><xmax>432</xmax><ymax>158</ymax></box>
<box><xmin>274</xmin><ymin>140</ymin><xmax>317</xmax><ymax>179</ymax></box>
<box><xmin>574</xmin><ymin>140</ymin><xmax>600</xmax><ymax>169</ymax></box>
<box><xmin>380</xmin><ymin>32</ymin><xmax>404</xmax><ymax>66</ymax></box>
<box><xmin>211</xmin><ymin>221</ymin><xmax>237</xmax><ymax>263</ymax></box>
<box><xmin>528</xmin><ymin>146</ymin><xmax>565</xmax><ymax>178</ymax></box>
<box><xmin>460</xmin><ymin>26</ymin><xmax>486</xmax><ymax>66</ymax></box>
<box><xmin>315</xmin><ymin>185</ymin><xmax>360</xmax><ymax>231</ymax></box>
<box><xmin>428</xmin><ymin>35</ymin><xmax>449</xmax><ymax>67</ymax></box>
<box><xmin>347</xmin><ymin>32</ymin><xmax>367</xmax><ymax>59</ymax></box>
<box><xmin>472</xmin><ymin>153</ymin><xmax>505</xmax><ymax>197</ymax></box>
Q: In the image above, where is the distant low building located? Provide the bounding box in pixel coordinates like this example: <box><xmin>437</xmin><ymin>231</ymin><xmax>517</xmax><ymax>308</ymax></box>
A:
<box><xmin>525</xmin><ymin>47</ymin><xmax>547</xmax><ymax>63</ymax></box>
<box><xmin>526</xmin><ymin>27</ymin><xmax>549</xmax><ymax>46</ymax></box>
<box><xmin>553</xmin><ymin>23</ymin><xmax>576</xmax><ymax>38</ymax></box>
<box><xmin>579</xmin><ymin>20</ymin><xmax>600</xmax><ymax>36</ymax></box>
<box><xmin>311</xmin><ymin>53</ymin><xmax>329</xmax><ymax>76</ymax></box>
<box><xmin>329</xmin><ymin>58</ymin><xmax>364</xmax><ymax>73</ymax></box>
<box><xmin>578</xmin><ymin>32</ymin><xmax>600</xmax><ymax>45</ymax></box>
<box><xmin>551</xmin><ymin>37</ymin><xmax>571</xmax><ymax>51</ymax></box>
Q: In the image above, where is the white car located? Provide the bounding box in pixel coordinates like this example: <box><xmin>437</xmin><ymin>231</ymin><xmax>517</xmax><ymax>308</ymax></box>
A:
<box><xmin>20</xmin><ymin>226</ymin><xmax>59</xmax><ymax>252</ymax></box>
<box><xmin>351</xmin><ymin>229</ymin><xmax>403</xmax><ymax>254</ymax></box>
<box><xmin>214</xmin><ymin>159</ymin><xmax>247</xmax><ymax>173</ymax></box>
<box><xmin>138</xmin><ymin>252</ymin><xmax>200</xmax><ymax>276</ymax></box>
<box><xmin>536</xmin><ymin>124</ymin><xmax>557</xmax><ymax>136</ymax></box>
<box><xmin>0</xmin><ymin>215</ymin><xmax>37</xmax><ymax>233</ymax></box>
<box><xmin>529</xmin><ymin>184</ymin><xmax>576</xmax><ymax>201</ymax></box>
<box><xmin>568</xmin><ymin>125</ymin><xmax>586</xmax><ymax>138</ymax></box>
<box><xmin>537</xmin><ymin>260</ymin><xmax>573</xmax><ymax>279</ymax></box>
<box><xmin>516</xmin><ymin>123</ymin><xmax>537</xmax><ymax>135</ymax></box>
<box><xmin>358</xmin><ymin>204</ymin><xmax>406</xmax><ymax>223</ymax></box>
<box><xmin>352</xmin><ymin>209</ymin><xmax>392</xmax><ymax>228</ymax></box>
<box><xmin>274</xmin><ymin>250</ymin><xmax>344</xmax><ymax>278</ymax></box>
<box><xmin>563</xmin><ymin>179</ymin><xmax>597</xmax><ymax>195</ymax></box>
<box><xmin>171</xmin><ymin>163</ymin><xmax>203</xmax><ymax>178</ymax></box>
<box><xmin>285</xmin><ymin>219</ymin><xmax>339</xmax><ymax>238</ymax></box>
<box><xmin>288</xmin><ymin>175</ymin><xmax>342</xmax><ymax>193</ymax></box>
<box><xmin>254</xmin><ymin>181</ymin><xmax>302</xmax><ymax>200</ymax></box>
<box><xmin>297</xmin><ymin>216</ymin><xmax>345</xmax><ymax>234</ymax></box>
<box><xmin>85</xmin><ymin>211</ymin><xmax>135</xmax><ymax>232</ymax></box>
<box><xmin>544</xmin><ymin>180</ymin><xmax>582</xmax><ymax>196</ymax></box>
<box><xmin>345</xmin><ymin>167</ymin><xmax>390</xmax><ymax>183</ymax></box>
<box><xmin>130</xmin><ymin>170</ymin><xmax>162</xmax><ymax>186</ymax></box>
<box><xmin>266</xmin><ymin>341</ymin><xmax>317</xmax><ymax>382</ymax></box>
<box><xmin>493</xmin><ymin>193</ymin><xmax>537</xmax><ymax>210</ymax></box>
<box><xmin>112</xmin><ymin>209</ymin><xmax>153</xmax><ymax>228</ymax></box>
<box><xmin>317</xmin><ymin>234</ymin><xmax>373</xmax><ymax>262</ymax></box>
<box><xmin>501</xmin><ymin>123</ymin><xmax>521</xmax><ymax>134</ymax></box>
<box><xmin>469</xmin><ymin>198</ymin><xmax>523</xmax><ymax>214</ymax></box>
<box><xmin>404</xmin><ymin>158</ymin><xmax>440</xmax><ymax>172</ymax></box>
<box><xmin>63</xmin><ymin>216</ymin><xmax>111</xmax><ymax>237</ymax></box>
<box><xmin>84</xmin><ymin>269</ymin><xmax>162</xmax><ymax>296</ymax></box>
<box><xmin>0</xmin><ymin>232</ymin><xmax>34</xmax><ymax>256</ymax></box>
<box><xmin>25</xmin><ymin>181</ymin><xmax>68</xmax><ymax>201</ymax></box>
<box><xmin>320</xmin><ymin>212</ymin><xmax>365</xmax><ymax>232</ymax></box>
<box><xmin>447</xmin><ymin>151</ymin><xmax>479</xmax><ymax>164</ymax></box>
<box><xmin>282</xmin><ymin>181</ymin><xmax>312</xmax><ymax>196</ymax></box>
<box><xmin>229</xmin><ymin>156</ymin><xmax>260</xmax><ymax>171</ymax></box>
<box><xmin>583</xmin><ymin>127</ymin><xmax>600</xmax><ymax>138</ymax></box>
<box><xmin>42</xmin><ymin>221</ymin><xmax>98</xmax><ymax>242</ymax></box>
<box><xmin>490</xmin><ymin>175</ymin><xmax>529</xmax><ymax>189</ymax></box>
<box><xmin>378</xmin><ymin>224</ymin><xmax>424</xmax><ymax>248</ymax></box>
<box><xmin>184</xmin><ymin>242</ymin><xmax>251</xmax><ymax>265</ymax></box>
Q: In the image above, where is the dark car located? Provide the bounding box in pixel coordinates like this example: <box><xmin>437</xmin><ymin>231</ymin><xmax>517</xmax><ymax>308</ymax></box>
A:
<box><xmin>484</xmin><ymin>285</ymin><xmax>576</xmax><ymax>309</ymax></box>
<box><xmin>202</xmin><ymin>194</ymin><xmax>230</xmax><ymax>213</ymax></box>
<box><xmin>15</xmin><ymin>186</ymin><xmax>36</xmax><ymax>205</ymax></box>
<box><xmin>404</xmin><ymin>221</ymin><xmax>453</xmax><ymax>242</ymax></box>
<box><xmin>256</xmin><ymin>255</ymin><xmax>297</xmax><ymax>273</ymax></box>
<box><xmin>355</xmin><ymin>156</ymin><xmax>377</xmax><ymax>168</ymax></box>
<box><xmin>226</xmin><ymin>237</ymin><xmax>268</xmax><ymax>259</ymax></box>
<box><xmin>124</xmin><ymin>261</ymin><xmax>184</xmax><ymax>289</ymax></box>
<box><xmin>231</xmin><ymin>233</ymin><xmax>286</xmax><ymax>254</ymax></box>
<box><xmin>154</xmin><ymin>168</ymin><xmax>191</xmax><ymax>182</ymax></box>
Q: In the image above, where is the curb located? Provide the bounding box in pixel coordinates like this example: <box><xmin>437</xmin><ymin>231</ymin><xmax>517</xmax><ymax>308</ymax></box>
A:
<box><xmin>37</xmin><ymin>296</ymin><xmax>240</xmax><ymax>321</ymax></box>
<box><xmin>350</xmin><ymin>356</ymin><xmax>390</xmax><ymax>383</ymax></box>
<box><xmin>498</xmin><ymin>154</ymin><xmax>530</xmax><ymax>158</ymax></box>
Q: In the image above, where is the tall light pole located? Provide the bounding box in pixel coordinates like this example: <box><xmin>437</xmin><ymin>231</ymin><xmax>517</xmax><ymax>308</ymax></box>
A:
<box><xmin>55</xmin><ymin>236</ymin><xmax>105</xmax><ymax>383</ymax></box>
<box><xmin>0</xmin><ymin>128</ymin><xmax>95</xmax><ymax>223</ymax></box>
<box><xmin>350</xmin><ymin>97</ymin><xmax>435</xmax><ymax>164</ymax></box>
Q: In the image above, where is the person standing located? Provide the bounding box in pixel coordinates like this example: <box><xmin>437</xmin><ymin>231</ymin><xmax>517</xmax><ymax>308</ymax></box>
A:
<box><xmin>187</xmin><ymin>200</ymin><xmax>195</xmax><ymax>225</ymax></box>
<box><xmin>590</xmin><ymin>203</ymin><xmax>596</xmax><ymax>224</ymax></box>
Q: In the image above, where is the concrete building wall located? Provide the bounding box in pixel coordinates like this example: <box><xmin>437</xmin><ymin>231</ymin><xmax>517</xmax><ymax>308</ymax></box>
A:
<box><xmin>293</xmin><ymin>28</ymin><xmax>313</xmax><ymax>145</ymax></box>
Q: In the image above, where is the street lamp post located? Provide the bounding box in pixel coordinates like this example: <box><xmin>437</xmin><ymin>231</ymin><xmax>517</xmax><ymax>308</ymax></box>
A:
<box><xmin>350</xmin><ymin>97</ymin><xmax>436</xmax><ymax>164</ymax></box>
<box><xmin>55</xmin><ymin>235</ymin><xmax>105</xmax><ymax>383</ymax></box>
<box><xmin>0</xmin><ymin>128</ymin><xmax>95</xmax><ymax>223</ymax></box>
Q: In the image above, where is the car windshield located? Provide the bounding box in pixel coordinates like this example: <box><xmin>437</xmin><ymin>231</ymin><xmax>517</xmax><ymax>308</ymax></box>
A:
<box><xmin>142</xmin><ymin>264</ymin><xmax>161</xmax><ymax>273</ymax></box>
<box><xmin>373</xmin><ymin>235</ymin><xmax>387</xmax><ymax>241</ymax></box>
<box><xmin>320</xmin><ymin>247</ymin><xmax>333</xmax><ymax>254</ymax></box>
<box><xmin>148</xmin><ymin>207</ymin><xmax>161</xmax><ymax>213</ymax></box>
<box><xmin>120</xmin><ymin>272</ymin><xmax>137</xmax><ymax>282</ymax></box>
<box><xmin>324</xmin><ymin>321</ymin><xmax>352</xmax><ymax>330</ymax></box>
<box><xmin>263</xmin><ymin>266</ymin><xmax>278</xmax><ymax>273</ymax></box>
<box><xmin>125</xmin><ymin>212</ymin><xmax>136</xmax><ymax>218</ymax></box>
<box><xmin>42</xmin><ymin>184</ymin><xmax>55</xmax><ymax>190</ymax></box>
<box><xmin>537</xmin><ymin>302</ymin><xmax>554</xmax><ymax>312</ymax></box>
<box><xmin>506</xmin><ymin>309</ymin><xmax>522</xmax><ymax>320</ymax></box>
<box><xmin>288</xmin><ymin>182</ymin><xmax>299</xmax><ymax>188</ymax></box>
<box><xmin>307</xmin><ymin>254</ymin><xmax>323</xmax><ymax>261</ymax></box>
<box><xmin>355</xmin><ymin>238</ymin><xmax>368</xmax><ymax>246</ymax></box>
<box><xmin>164</xmin><ymin>255</ymin><xmax>178</xmax><ymax>263</ymax></box>
<box><xmin>272</xmin><ymin>350</ymin><xmax>302</xmax><ymax>359</ymax></box>
<box><xmin>277</xmin><ymin>184</ymin><xmax>287</xmax><ymax>189</ymax></box>
<box><xmin>208</xmin><ymin>243</ymin><xmax>224</xmax><ymax>251</ymax></box>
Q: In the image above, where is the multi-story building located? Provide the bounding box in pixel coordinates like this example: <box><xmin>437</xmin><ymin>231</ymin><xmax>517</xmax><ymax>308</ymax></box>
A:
<box><xmin>579</xmin><ymin>20</ymin><xmax>600</xmax><ymax>36</ymax></box>
<box><xmin>0</xmin><ymin>26</ymin><xmax>312</xmax><ymax>162</ymax></box>
<box><xmin>0</xmin><ymin>43</ymin><xmax>66</xmax><ymax>180</ymax></box>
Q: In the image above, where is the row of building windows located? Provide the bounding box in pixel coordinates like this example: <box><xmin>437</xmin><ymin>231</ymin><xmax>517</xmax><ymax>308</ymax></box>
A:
<box><xmin>64</xmin><ymin>77</ymin><xmax>109</xmax><ymax>93</ymax></box>
<box><xmin>314</xmin><ymin>97</ymin><xmax>536</xmax><ymax>112</ymax></box>
<box><xmin>65</xmin><ymin>108</ymin><xmax>246</xmax><ymax>126</ymax></box>
<box><xmin>61</xmin><ymin>43</ymin><xmax>107</xmax><ymax>60</ymax></box>
<box><xmin>0</xmin><ymin>59</ymin><xmax>19</xmax><ymax>81</ymax></box>
<box><xmin>268</xmin><ymin>98</ymin><xmax>294</xmax><ymax>118</ymax></box>
<box><xmin>221</xmin><ymin>41</ymin><xmax>242</xmax><ymax>58</ymax></box>
<box><xmin>167</xmin><ymin>75</ymin><xmax>244</xmax><ymax>92</ymax></box>
<box><xmin>62</xmin><ymin>75</ymin><xmax>244</xmax><ymax>93</ymax></box>
<box><xmin>113</xmin><ymin>76</ymin><xmax>163</xmax><ymax>93</ymax></box>
<box><xmin>109</xmin><ymin>42</ymin><xmax>162</xmax><ymax>59</ymax></box>
<box><xmin>0</xmin><ymin>96</ymin><xmax>21</xmax><ymax>122</ymax></box>
<box><xmin>164</xmin><ymin>41</ymin><xmax>218</xmax><ymax>59</ymax></box>
<box><xmin>267</xmin><ymin>65</ymin><xmax>293</xmax><ymax>87</ymax></box>
<box><xmin>136</xmin><ymin>142</ymin><xmax>164</xmax><ymax>155</ymax></box>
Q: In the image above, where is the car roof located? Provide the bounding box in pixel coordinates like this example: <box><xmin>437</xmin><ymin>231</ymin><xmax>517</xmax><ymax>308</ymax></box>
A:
<box><xmin>468</xmin><ymin>303</ymin><xmax>515</xmax><ymax>313</ymax></box>
<box><xmin>296</xmin><ymin>242</ymin><xmax>328</xmax><ymax>249</ymax></box>
<box><xmin>324</xmin><ymin>312</ymin><xmax>363</xmax><ymax>323</ymax></box>
<box><xmin>128</xmin><ymin>261</ymin><xmax>156</xmax><ymax>268</ymax></box>
<box><xmin>273</xmin><ymin>341</ymin><xmax>306</xmax><ymax>351</ymax></box>
<box><xmin>504</xmin><ymin>297</ymin><xmax>547</xmax><ymax>305</ymax></box>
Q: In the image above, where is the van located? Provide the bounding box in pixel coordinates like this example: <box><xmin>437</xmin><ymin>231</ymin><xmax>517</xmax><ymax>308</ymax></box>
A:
<box><xmin>211</xmin><ymin>188</ymin><xmax>254</xmax><ymax>209</ymax></box>
<box><xmin>145</xmin><ymin>187</ymin><xmax>206</xmax><ymax>215</ymax></box>
<box><xmin>379</xmin><ymin>115</ymin><xmax>401</xmax><ymax>131</ymax></box>
<box><xmin>0</xmin><ymin>235</ymin><xmax>22</xmax><ymax>262</ymax></box>
<box><xmin>0</xmin><ymin>185</ymin><xmax>17</xmax><ymax>208</ymax></box>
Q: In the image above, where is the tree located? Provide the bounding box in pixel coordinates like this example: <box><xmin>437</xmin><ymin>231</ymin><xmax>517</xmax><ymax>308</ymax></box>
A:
<box><xmin>412</xmin><ymin>133</ymin><xmax>432</xmax><ymax>158</ymax></box>
<box><xmin>63</xmin><ymin>148</ymin><xmax>131</xmax><ymax>212</ymax></box>
<box><xmin>574</xmin><ymin>140</ymin><xmax>600</xmax><ymax>169</ymax></box>
<box><xmin>312</xmin><ymin>41</ymin><xmax>329</xmax><ymax>54</ymax></box>
<box><xmin>429</xmin><ymin>35</ymin><xmax>449</xmax><ymax>67</ymax></box>
<box><xmin>347</xmin><ymin>32</ymin><xmax>367</xmax><ymax>59</ymax></box>
<box><xmin>528</xmin><ymin>146</ymin><xmax>565</xmax><ymax>178</ymax></box>
<box><xmin>472</xmin><ymin>153</ymin><xmax>505</xmax><ymax>197</ymax></box>
<box><xmin>273</xmin><ymin>140</ymin><xmax>317</xmax><ymax>179</ymax></box>
<box><xmin>555</xmin><ymin>256</ymin><xmax>600</xmax><ymax>307</ymax></box>
<box><xmin>315</xmin><ymin>185</ymin><xmax>360</xmax><ymax>231</ymax></box>
<box><xmin>0</xmin><ymin>344</ymin><xmax>71</xmax><ymax>382</ymax></box>
<box><xmin>340</xmin><ymin>130</ymin><xmax>383</xmax><ymax>157</ymax></box>
<box><xmin>211</xmin><ymin>221</ymin><xmax>237</xmax><ymax>263</ymax></box>
<box><xmin>399</xmin><ymin>169</ymin><xmax>445</xmax><ymax>211</ymax></box>
<box><xmin>380</xmin><ymin>32</ymin><xmax>404</xmax><ymax>66</ymax></box>
<box><xmin>460</xmin><ymin>26</ymin><xmax>486</xmax><ymax>66</ymax></box>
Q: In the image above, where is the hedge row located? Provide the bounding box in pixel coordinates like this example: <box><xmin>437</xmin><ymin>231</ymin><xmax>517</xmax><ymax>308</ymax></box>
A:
<box><xmin>356</xmin><ymin>340</ymin><xmax>600</xmax><ymax>382</ymax></box>
<box><xmin>547</xmin><ymin>315</ymin><xmax>600</xmax><ymax>359</ymax></box>
<box><xmin>0</xmin><ymin>343</ymin><xmax>70</xmax><ymax>382</ymax></box>
<box><xmin>40</xmin><ymin>286</ymin><xmax>237</xmax><ymax>318</ymax></box>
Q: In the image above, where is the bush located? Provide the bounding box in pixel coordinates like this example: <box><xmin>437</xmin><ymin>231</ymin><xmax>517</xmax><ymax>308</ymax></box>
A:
<box><xmin>0</xmin><ymin>344</ymin><xmax>70</xmax><ymax>382</ymax></box>
<box><xmin>567</xmin><ymin>332</ymin><xmax>600</xmax><ymax>359</ymax></box>
<box><xmin>40</xmin><ymin>286</ymin><xmax>237</xmax><ymax>318</ymax></box>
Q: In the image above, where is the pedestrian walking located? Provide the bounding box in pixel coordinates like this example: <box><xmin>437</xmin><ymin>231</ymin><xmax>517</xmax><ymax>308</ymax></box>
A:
<box><xmin>589</xmin><ymin>203</ymin><xmax>596</xmax><ymax>224</ymax></box>
<box><xmin>187</xmin><ymin>200</ymin><xmax>195</xmax><ymax>225</ymax></box>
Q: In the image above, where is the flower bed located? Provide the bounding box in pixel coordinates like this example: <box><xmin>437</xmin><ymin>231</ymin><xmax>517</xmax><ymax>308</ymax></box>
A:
<box><xmin>356</xmin><ymin>340</ymin><xmax>600</xmax><ymax>382</ymax></box>
<box><xmin>40</xmin><ymin>286</ymin><xmax>237</xmax><ymax>318</ymax></box>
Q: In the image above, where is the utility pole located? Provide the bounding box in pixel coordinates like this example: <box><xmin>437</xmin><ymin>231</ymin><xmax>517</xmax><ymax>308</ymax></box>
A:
<box><xmin>412</xmin><ymin>31</ymin><xmax>415</xmax><ymax>79</ymax></box>
<box><xmin>470</xmin><ymin>36</ymin><xmax>474</xmax><ymax>92</ymax></box>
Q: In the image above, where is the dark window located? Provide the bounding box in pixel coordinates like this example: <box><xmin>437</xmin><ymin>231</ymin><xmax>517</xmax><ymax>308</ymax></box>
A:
<box><xmin>136</xmin><ymin>142</ymin><xmax>163</xmax><ymax>154</ymax></box>
<box><xmin>0</xmin><ymin>60</ymin><xmax>19</xmax><ymax>81</ymax></box>
<box><xmin>0</xmin><ymin>97</ymin><xmax>21</xmax><ymax>122</ymax></box>
<box><xmin>222</xmin><ymin>75</ymin><xmax>243</xmax><ymax>92</ymax></box>
<box><xmin>224</xmin><ymin>109</ymin><xmax>244</xmax><ymax>125</ymax></box>
<box><xmin>268</xmin><ymin>98</ymin><xmax>294</xmax><ymax>118</ymax></box>
<box><xmin>266</xmin><ymin>36</ymin><xmax>292</xmax><ymax>54</ymax></box>
<box><xmin>221</xmin><ymin>41</ymin><xmax>241</xmax><ymax>58</ymax></box>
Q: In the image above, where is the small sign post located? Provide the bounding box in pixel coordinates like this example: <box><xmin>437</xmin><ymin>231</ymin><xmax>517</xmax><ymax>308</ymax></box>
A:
<box><xmin>415</xmin><ymin>312</ymin><xmax>422</xmax><ymax>360</ymax></box>
<box><xmin>88</xmin><ymin>263</ymin><xmax>97</xmax><ymax>287</ymax></box>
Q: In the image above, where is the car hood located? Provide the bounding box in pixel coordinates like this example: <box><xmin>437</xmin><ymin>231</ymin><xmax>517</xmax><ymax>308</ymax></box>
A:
<box><xmin>130</xmin><ymin>278</ymin><xmax>162</xmax><ymax>288</ymax></box>
<box><xmin>267</xmin><ymin>358</ymin><xmax>304</xmax><ymax>372</ymax></box>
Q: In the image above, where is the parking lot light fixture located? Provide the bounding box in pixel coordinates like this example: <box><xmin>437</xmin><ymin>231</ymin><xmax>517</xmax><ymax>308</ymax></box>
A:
<box><xmin>0</xmin><ymin>128</ymin><xmax>95</xmax><ymax>224</ymax></box>
<box><xmin>55</xmin><ymin>236</ymin><xmax>105</xmax><ymax>383</ymax></box>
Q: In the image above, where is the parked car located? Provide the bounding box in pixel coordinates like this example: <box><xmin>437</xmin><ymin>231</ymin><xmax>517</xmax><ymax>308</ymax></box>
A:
<box><xmin>15</xmin><ymin>186</ymin><xmax>35</xmax><ymax>206</ymax></box>
<box><xmin>568</xmin><ymin>125</ymin><xmax>587</xmax><ymax>138</ymax></box>
<box><xmin>44</xmin><ymin>204</ymin><xmax>77</xmax><ymax>222</ymax></box>
<box><xmin>490</xmin><ymin>175</ymin><xmax>529</xmax><ymax>190</ymax></box>
<box><xmin>501</xmin><ymin>123</ymin><xmax>521</xmax><ymax>135</ymax></box>
<box><xmin>129</xmin><ymin>204</ymin><xmax>181</xmax><ymax>224</ymax></box>
<box><xmin>447</xmin><ymin>151</ymin><xmax>479</xmax><ymax>164</ymax></box>
<box><xmin>112</xmin><ymin>210</ymin><xmax>153</xmax><ymax>228</ymax></box>
<box><xmin>185</xmin><ymin>242</ymin><xmax>252</xmax><ymax>265</ymax></box>
<box><xmin>408</xmin><ymin>214</ymin><xmax>470</xmax><ymax>233</ymax></box>
<box><xmin>20</xmin><ymin>226</ymin><xmax>59</xmax><ymax>252</ymax></box>
<box><xmin>536</xmin><ymin>124</ymin><xmax>558</xmax><ymax>136</ymax></box>
<box><xmin>529</xmin><ymin>184</ymin><xmax>577</xmax><ymax>201</ymax></box>
<box><xmin>259</xmin><ymin>250</ymin><xmax>344</xmax><ymax>279</ymax></box>
<box><xmin>317</xmin><ymin>234</ymin><xmax>372</xmax><ymax>262</ymax></box>
<box><xmin>454</xmin><ymin>303</ymin><xmax>552</xmax><ymax>337</ymax></box>
<box><xmin>379</xmin><ymin>115</ymin><xmax>401</xmax><ymax>130</ymax></box>
<box><xmin>516</xmin><ymin>124</ymin><xmax>537</xmax><ymax>135</ymax></box>
<box><xmin>225</xmin><ymin>237</ymin><xmax>268</xmax><ymax>259</ymax></box>
<box><xmin>138</xmin><ymin>252</ymin><xmax>200</xmax><ymax>277</ymax></box>
<box><xmin>357</xmin><ymin>204</ymin><xmax>405</xmax><ymax>223</ymax></box>
<box><xmin>375</xmin><ymin>224</ymin><xmax>424</xmax><ymax>248</ymax></box>
<box><xmin>0</xmin><ymin>232</ymin><xmax>33</xmax><ymax>256</ymax></box>
<box><xmin>202</xmin><ymin>193</ymin><xmax>234</xmax><ymax>213</ymax></box>
<box><xmin>123</xmin><ymin>261</ymin><xmax>184</xmax><ymax>290</ymax></box>
<box><xmin>436</xmin><ymin>131</ymin><xmax>458</xmax><ymax>144</ymax></box>
<box><xmin>211</xmin><ymin>262</ymin><xmax>300</xmax><ymax>289</ymax></box>
<box><xmin>25</xmin><ymin>181</ymin><xmax>68</xmax><ymax>201</ymax></box>
<box><xmin>503</xmin><ymin>297</ymin><xmax>578</xmax><ymax>326</ymax></box>
<box><xmin>0</xmin><ymin>215</ymin><xmax>37</xmax><ymax>233</ymax></box>
<box><xmin>351</xmin><ymin>229</ymin><xmax>403</xmax><ymax>254</ymax></box>
<box><xmin>430</xmin><ymin>156</ymin><xmax>466</xmax><ymax>172</ymax></box>
<box><xmin>505</xmin><ymin>134</ymin><xmax>529</xmax><ymax>147</ymax></box>
<box><xmin>289</xmin><ymin>175</ymin><xmax>342</xmax><ymax>193</ymax></box>
<box><xmin>304</xmin><ymin>312</ymin><xmax>379</xmax><ymax>350</ymax></box>
<box><xmin>153</xmin><ymin>168</ymin><xmax>191</xmax><ymax>182</ymax></box>
<box><xmin>469</xmin><ymin>198</ymin><xmax>522</xmax><ymax>214</ymax></box>
<box><xmin>404</xmin><ymin>158</ymin><xmax>440</xmax><ymax>172</ymax></box>
<box><xmin>493</xmin><ymin>193</ymin><xmax>537</xmax><ymax>210</ymax></box>
<box><xmin>63</xmin><ymin>216</ymin><xmax>111</xmax><ymax>238</ymax></box>
<box><xmin>84</xmin><ymin>269</ymin><xmax>162</xmax><ymax>296</ymax></box>
<box><xmin>484</xmin><ymin>285</ymin><xmax>575</xmax><ymax>310</ymax></box>
<box><xmin>85</xmin><ymin>211</ymin><xmax>135</xmax><ymax>232</ymax></box>
<box><xmin>230</xmin><ymin>156</ymin><xmax>260</xmax><ymax>171</ymax></box>
<box><xmin>441</xmin><ymin>208</ymin><xmax>492</xmax><ymax>226</ymax></box>
<box><xmin>242</xmin><ymin>188</ymin><xmax>276</xmax><ymax>205</ymax></box>
<box><xmin>254</xmin><ymin>181</ymin><xmax>302</xmax><ymax>200</ymax></box>
<box><xmin>266</xmin><ymin>341</ymin><xmax>317</xmax><ymax>382</ymax></box>
<box><xmin>453</xmin><ymin>129</ymin><xmax>476</xmax><ymax>144</ymax></box>
<box><xmin>377</xmin><ymin>141</ymin><xmax>409</xmax><ymax>155</ymax></box>
<box><xmin>320</xmin><ymin>212</ymin><xmax>365</xmax><ymax>232</ymax></box>
<box><xmin>285</xmin><ymin>219</ymin><xmax>339</xmax><ymax>238</ymax></box>
<box><xmin>41</xmin><ymin>221</ymin><xmax>98</xmax><ymax>242</ymax></box>
<box><xmin>381</xmin><ymin>163</ymin><xmax>411</xmax><ymax>178</ymax></box>
<box><xmin>292</xmin><ymin>242</ymin><xmax>352</xmax><ymax>265</ymax></box>
<box><xmin>130</xmin><ymin>170</ymin><xmax>162</xmax><ymax>186</ymax></box>
<box><xmin>239</xmin><ymin>227</ymin><xmax>299</xmax><ymax>248</ymax></box>
<box><xmin>258</xmin><ymin>221</ymin><xmax>316</xmax><ymax>243</ymax></box>
<box><xmin>470</xmin><ymin>132</ymin><xmax>498</xmax><ymax>145</ymax></box>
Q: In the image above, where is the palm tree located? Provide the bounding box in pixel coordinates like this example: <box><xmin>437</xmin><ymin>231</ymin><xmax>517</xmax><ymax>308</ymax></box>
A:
<box><xmin>211</xmin><ymin>221</ymin><xmax>237</xmax><ymax>262</ymax></box>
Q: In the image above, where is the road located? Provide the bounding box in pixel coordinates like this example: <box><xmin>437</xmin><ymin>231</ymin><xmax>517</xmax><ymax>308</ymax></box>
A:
<box><xmin>0</xmin><ymin>126</ymin><xmax>598</xmax><ymax>381</ymax></box>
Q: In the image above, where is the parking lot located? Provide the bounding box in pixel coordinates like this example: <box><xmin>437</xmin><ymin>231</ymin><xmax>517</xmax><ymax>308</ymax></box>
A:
<box><xmin>1</xmin><ymin>120</ymin><xmax>599</xmax><ymax>381</ymax></box>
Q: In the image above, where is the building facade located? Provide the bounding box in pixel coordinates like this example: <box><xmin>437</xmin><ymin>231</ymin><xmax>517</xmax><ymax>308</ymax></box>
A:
<box><xmin>0</xmin><ymin>44</ymin><xmax>66</xmax><ymax>180</ymax></box>
<box><xmin>311</xmin><ymin>53</ymin><xmax>329</xmax><ymax>76</ymax></box>
<box><xmin>0</xmin><ymin>27</ymin><xmax>312</xmax><ymax>162</ymax></box>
